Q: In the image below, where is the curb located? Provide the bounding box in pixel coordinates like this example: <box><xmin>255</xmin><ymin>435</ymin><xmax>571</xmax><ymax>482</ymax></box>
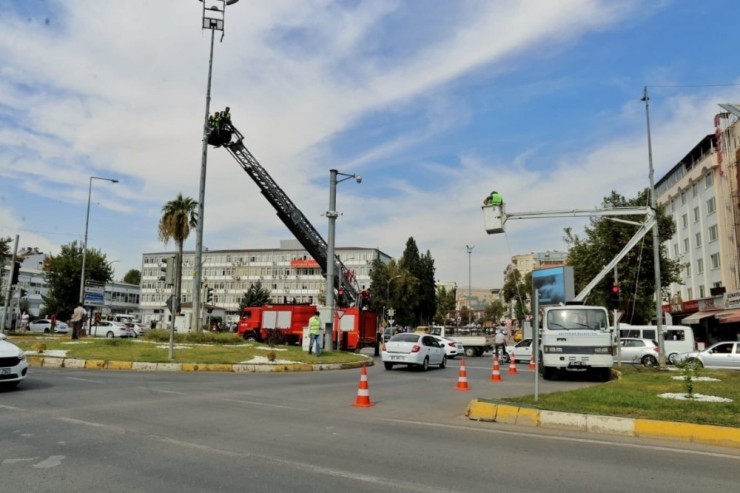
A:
<box><xmin>25</xmin><ymin>355</ymin><xmax>371</xmax><ymax>373</ymax></box>
<box><xmin>465</xmin><ymin>399</ymin><xmax>740</xmax><ymax>449</ymax></box>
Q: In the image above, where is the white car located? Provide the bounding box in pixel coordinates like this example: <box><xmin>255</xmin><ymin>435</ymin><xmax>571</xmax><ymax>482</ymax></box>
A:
<box><xmin>28</xmin><ymin>318</ymin><xmax>70</xmax><ymax>334</ymax></box>
<box><xmin>503</xmin><ymin>338</ymin><xmax>533</xmax><ymax>364</ymax></box>
<box><xmin>618</xmin><ymin>338</ymin><xmax>659</xmax><ymax>366</ymax></box>
<box><xmin>674</xmin><ymin>341</ymin><xmax>740</xmax><ymax>370</ymax></box>
<box><xmin>431</xmin><ymin>335</ymin><xmax>462</xmax><ymax>359</ymax></box>
<box><xmin>381</xmin><ymin>333</ymin><xmax>447</xmax><ymax>371</ymax></box>
<box><xmin>88</xmin><ymin>320</ymin><xmax>135</xmax><ymax>338</ymax></box>
<box><xmin>0</xmin><ymin>333</ymin><xmax>28</xmax><ymax>388</ymax></box>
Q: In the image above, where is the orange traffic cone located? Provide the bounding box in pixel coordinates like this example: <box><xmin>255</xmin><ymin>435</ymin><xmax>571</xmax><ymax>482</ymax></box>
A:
<box><xmin>528</xmin><ymin>351</ymin><xmax>536</xmax><ymax>370</ymax></box>
<box><xmin>455</xmin><ymin>359</ymin><xmax>470</xmax><ymax>391</ymax></box>
<box><xmin>490</xmin><ymin>354</ymin><xmax>502</xmax><ymax>382</ymax></box>
<box><xmin>507</xmin><ymin>350</ymin><xmax>519</xmax><ymax>374</ymax></box>
<box><xmin>352</xmin><ymin>366</ymin><xmax>374</xmax><ymax>407</ymax></box>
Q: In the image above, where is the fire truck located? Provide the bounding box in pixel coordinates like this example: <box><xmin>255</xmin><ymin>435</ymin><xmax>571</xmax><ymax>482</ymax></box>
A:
<box><xmin>211</xmin><ymin>122</ymin><xmax>377</xmax><ymax>350</ymax></box>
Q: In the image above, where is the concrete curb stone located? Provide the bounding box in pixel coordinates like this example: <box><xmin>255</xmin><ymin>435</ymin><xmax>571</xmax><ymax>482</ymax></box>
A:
<box><xmin>466</xmin><ymin>399</ymin><xmax>740</xmax><ymax>449</ymax></box>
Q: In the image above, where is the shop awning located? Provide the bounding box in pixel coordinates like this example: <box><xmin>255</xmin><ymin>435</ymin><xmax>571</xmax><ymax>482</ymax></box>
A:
<box><xmin>681</xmin><ymin>311</ymin><xmax>718</xmax><ymax>325</ymax></box>
<box><xmin>715</xmin><ymin>309</ymin><xmax>740</xmax><ymax>324</ymax></box>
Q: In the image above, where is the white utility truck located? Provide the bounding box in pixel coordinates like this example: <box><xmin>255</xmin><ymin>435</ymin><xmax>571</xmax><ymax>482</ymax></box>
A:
<box><xmin>425</xmin><ymin>325</ymin><xmax>494</xmax><ymax>357</ymax></box>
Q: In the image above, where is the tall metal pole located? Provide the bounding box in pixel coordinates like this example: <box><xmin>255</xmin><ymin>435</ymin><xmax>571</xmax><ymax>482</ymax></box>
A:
<box><xmin>192</xmin><ymin>26</ymin><xmax>216</xmax><ymax>333</ymax></box>
<box><xmin>642</xmin><ymin>86</ymin><xmax>666</xmax><ymax>368</ymax></box>
<box><xmin>1</xmin><ymin>235</ymin><xmax>19</xmax><ymax>334</ymax></box>
<box><xmin>325</xmin><ymin>170</ymin><xmax>339</xmax><ymax>351</ymax></box>
<box><xmin>466</xmin><ymin>245</ymin><xmax>474</xmax><ymax>324</ymax></box>
<box><xmin>79</xmin><ymin>176</ymin><xmax>118</xmax><ymax>304</ymax></box>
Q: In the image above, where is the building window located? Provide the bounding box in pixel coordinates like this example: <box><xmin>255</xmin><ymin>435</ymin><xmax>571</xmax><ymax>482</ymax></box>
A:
<box><xmin>673</xmin><ymin>244</ymin><xmax>679</xmax><ymax>257</ymax></box>
<box><xmin>687</xmin><ymin>287</ymin><xmax>693</xmax><ymax>300</ymax></box>
<box><xmin>683</xmin><ymin>238</ymin><xmax>689</xmax><ymax>253</ymax></box>
<box><xmin>693</xmin><ymin>207</ymin><xmax>700</xmax><ymax>223</ymax></box>
<box><xmin>707</xmin><ymin>197</ymin><xmax>716</xmax><ymax>214</ymax></box>
<box><xmin>682</xmin><ymin>214</ymin><xmax>688</xmax><ymax>229</ymax></box>
<box><xmin>705</xmin><ymin>173</ymin><xmax>713</xmax><ymax>188</ymax></box>
<box><xmin>697</xmin><ymin>258</ymin><xmax>704</xmax><ymax>274</ymax></box>
<box><xmin>699</xmin><ymin>285</ymin><xmax>705</xmax><ymax>298</ymax></box>
<box><xmin>681</xmin><ymin>191</ymin><xmax>686</xmax><ymax>205</ymax></box>
<box><xmin>708</xmin><ymin>224</ymin><xmax>718</xmax><ymax>242</ymax></box>
<box><xmin>711</xmin><ymin>253</ymin><xmax>720</xmax><ymax>269</ymax></box>
<box><xmin>692</xmin><ymin>183</ymin><xmax>698</xmax><ymax>197</ymax></box>
<box><xmin>685</xmin><ymin>263</ymin><xmax>691</xmax><ymax>277</ymax></box>
<box><xmin>695</xmin><ymin>232</ymin><xmax>702</xmax><ymax>248</ymax></box>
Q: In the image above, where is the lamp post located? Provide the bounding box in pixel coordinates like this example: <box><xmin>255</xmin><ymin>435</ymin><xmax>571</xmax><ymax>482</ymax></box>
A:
<box><xmin>642</xmin><ymin>86</ymin><xmax>666</xmax><ymax>368</ymax></box>
<box><xmin>466</xmin><ymin>245</ymin><xmax>474</xmax><ymax>324</ymax></box>
<box><xmin>79</xmin><ymin>176</ymin><xmax>118</xmax><ymax>304</ymax></box>
<box><xmin>192</xmin><ymin>0</ymin><xmax>239</xmax><ymax>333</ymax></box>
<box><xmin>325</xmin><ymin>168</ymin><xmax>362</xmax><ymax>351</ymax></box>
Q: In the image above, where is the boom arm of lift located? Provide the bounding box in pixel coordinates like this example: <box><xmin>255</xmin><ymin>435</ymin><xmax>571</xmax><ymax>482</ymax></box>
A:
<box><xmin>482</xmin><ymin>204</ymin><xmax>657</xmax><ymax>302</ymax></box>
<box><xmin>215</xmin><ymin>122</ymin><xmax>360</xmax><ymax>306</ymax></box>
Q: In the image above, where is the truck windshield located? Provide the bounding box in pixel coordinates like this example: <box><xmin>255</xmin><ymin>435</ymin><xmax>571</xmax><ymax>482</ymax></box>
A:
<box><xmin>546</xmin><ymin>308</ymin><xmax>607</xmax><ymax>331</ymax></box>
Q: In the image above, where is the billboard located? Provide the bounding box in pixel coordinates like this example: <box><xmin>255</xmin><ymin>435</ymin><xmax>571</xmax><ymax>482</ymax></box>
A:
<box><xmin>532</xmin><ymin>266</ymin><xmax>574</xmax><ymax>305</ymax></box>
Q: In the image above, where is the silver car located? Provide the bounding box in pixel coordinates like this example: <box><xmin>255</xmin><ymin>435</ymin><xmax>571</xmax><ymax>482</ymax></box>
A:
<box><xmin>674</xmin><ymin>341</ymin><xmax>740</xmax><ymax>370</ymax></box>
<box><xmin>88</xmin><ymin>320</ymin><xmax>135</xmax><ymax>338</ymax></box>
<box><xmin>0</xmin><ymin>333</ymin><xmax>28</xmax><ymax>388</ymax></box>
<box><xmin>618</xmin><ymin>338</ymin><xmax>659</xmax><ymax>366</ymax></box>
<box><xmin>28</xmin><ymin>318</ymin><xmax>70</xmax><ymax>334</ymax></box>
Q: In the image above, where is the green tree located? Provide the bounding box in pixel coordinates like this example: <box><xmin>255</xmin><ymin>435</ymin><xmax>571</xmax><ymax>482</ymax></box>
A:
<box><xmin>484</xmin><ymin>299</ymin><xmax>507</xmax><ymax>324</ymax></box>
<box><xmin>399</xmin><ymin>237</ymin><xmax>437</xmax><ymax>325</ymax></box>
<box><xmin>502</xmin><ymin>268</ymin><xmax>531</xmax><ymax>322</ymax></box>
<box><xmin>239</xmin><ymin>281</ymin><xmax>271</xmax><ymax>310</ymax></box>
<box><xmin>158</xmin><ymin>194</ymin><xmax>198</xmax><ymax>319</ymax></box>
<box><xmin>123</xmin><ymin>269</ymin><xmax>141</xmax><ymax>285</ymax></box>
<box><xmin>435</xmin><ymin>285</ymin><xmax>457</xmax><ymax>324</ymax></box>
<box><xmin>565</xmin><ymin>189</ymin><xmax>683</xmax><ymax>323</ymax></box>
<box><xmin>42</xmin><ymin>241</ymin><xmax>113</xmax><ymax>319</ymax></box>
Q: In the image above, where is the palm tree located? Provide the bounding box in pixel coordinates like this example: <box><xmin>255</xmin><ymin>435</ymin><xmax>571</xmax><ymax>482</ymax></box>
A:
<box><xmin>158</xmin><ymin>194</ymin><xmax>198</xmax><ymax>319</ymax></box>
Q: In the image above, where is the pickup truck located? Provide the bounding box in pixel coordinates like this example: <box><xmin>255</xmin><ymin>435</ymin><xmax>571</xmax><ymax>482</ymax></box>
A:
<box><xmin>421</xmin><ymin>325</ymin><xmax>495</xmax><ymax>357</ymax></box>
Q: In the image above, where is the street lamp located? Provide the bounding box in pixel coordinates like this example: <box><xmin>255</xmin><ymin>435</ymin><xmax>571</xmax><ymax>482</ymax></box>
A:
<box><xmin>79</xmin><ymin>176</ymin><xmax>118</xmax><ymax>304</ymax></box>
<box><xmin>192</xmin><ymin>0</ymin><xmax>239</xmax><ymax>333</ymax></box>
<box><xmin>642</xmin><ymin>87</ymin><xmax>666</xmax><ymax>368</ymax></box>
<box><xmin>466</xmin><ymin>245</ymin><xmax>474</xmax><ymax>324</ymax></box>
<box><xmin>325</xmin><ymin>168</ymin><xmax>362</xmax><ymax>351</ymax></box>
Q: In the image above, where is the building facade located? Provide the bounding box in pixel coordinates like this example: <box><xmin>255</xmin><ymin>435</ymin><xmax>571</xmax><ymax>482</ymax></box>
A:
<box><xmin>139</xmin><ymin>240</ymin><xmax>391</xmax><ymax>326</ymax></box>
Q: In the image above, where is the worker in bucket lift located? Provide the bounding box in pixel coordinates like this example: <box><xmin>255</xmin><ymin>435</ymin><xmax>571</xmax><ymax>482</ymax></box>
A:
<box><xmin>483</xmin><ymin>190</ymin><xmax>503</xmax><ymax>206</ymax></box>
<box><xmin>220</xmin><ymin>106</ymin><xmax>231</xmax><ymax>129</ymax></box>
<box><xmin>208</xmin><ymin>111</ymin><xmax>221</xmax><ymax>129</ymax></box>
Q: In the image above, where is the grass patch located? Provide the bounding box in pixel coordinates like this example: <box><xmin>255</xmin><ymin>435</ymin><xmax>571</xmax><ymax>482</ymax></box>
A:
<box><xmin>10</xmin><ymin>334</ymin><xmax>366</xmax><ymax>365</ymax></box>
<box><xmin>503</xmin><ymin>366</ymin><xmax>740</xmax><ymax>428</ymax></box>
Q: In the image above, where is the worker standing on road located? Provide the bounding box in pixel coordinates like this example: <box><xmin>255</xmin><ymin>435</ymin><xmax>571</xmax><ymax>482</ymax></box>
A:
<box><xmin>494</xmin><ymin>329</ymin><xmax>507</xmax><ymax>361</ymax></box>
<box><xmin>308</xmin><ymin>310</ymin><xmax>322</xmax><ymax>356</ymax></box>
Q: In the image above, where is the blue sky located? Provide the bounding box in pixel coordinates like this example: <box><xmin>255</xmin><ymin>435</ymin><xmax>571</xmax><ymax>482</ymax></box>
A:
<box><xmin>1</xmin><ymin>0</ymin><xmax>739</xmax><ymax>290</ymax></box>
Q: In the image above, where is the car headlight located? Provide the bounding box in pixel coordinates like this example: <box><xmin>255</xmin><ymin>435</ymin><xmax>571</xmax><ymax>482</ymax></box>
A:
<box><xmin>19</xmin><ymin>352</ymin><xmax>27</xmax><ymax>361</ymax></box>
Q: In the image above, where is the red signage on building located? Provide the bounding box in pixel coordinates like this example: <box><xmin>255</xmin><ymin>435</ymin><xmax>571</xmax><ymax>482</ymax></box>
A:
<box><xmin>290</xmin><ymin>259</ymin><xmax>319</xmax><ymax>268</ymax></box>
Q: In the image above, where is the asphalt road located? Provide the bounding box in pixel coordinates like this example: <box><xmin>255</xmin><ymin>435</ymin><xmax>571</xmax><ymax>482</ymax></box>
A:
<box><xmin>1</xmin><ymin>356</ymin><xmax>739</xmax><ymax>492</ymax></box>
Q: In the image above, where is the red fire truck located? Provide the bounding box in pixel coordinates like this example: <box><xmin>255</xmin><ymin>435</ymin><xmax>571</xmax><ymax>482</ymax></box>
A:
<box><xmin>237</xmin><ymin>304</ymin><xmax>377</xmax><ymax>351</ymax></box>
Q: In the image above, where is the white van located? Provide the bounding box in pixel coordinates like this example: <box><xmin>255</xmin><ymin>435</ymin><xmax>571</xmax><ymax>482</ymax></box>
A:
<box><xmin>618</xmin><ymin>324</ymin><xmax>695</xmax><ymax>363</ymax></box>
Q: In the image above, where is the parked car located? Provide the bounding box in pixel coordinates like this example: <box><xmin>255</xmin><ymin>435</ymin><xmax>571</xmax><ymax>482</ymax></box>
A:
<box><xmin>28</xmin><ymin>318</ymin><xmax>70</xmax><ymax>334</ymax></box>
<box><xmin>88</xmin><ymin>320</ymin><xmax>135</xmax><ymax>338</ymax></box>
<box><xmin>618</xmin><ymin>338</ymin><xmax>659</xmax><ymax>366</ymax></box>
<box><xmin>674</xmin><ymin>341</ymin><xmax>740</xmax><ymax>370</ymax></box>
<box><xmin>503</xmin><ymin>338</ymin><xmax>533</xmax><ymax>364</ymax></box>
<box><xmin>0</xmin><ymin>333</ymin><xmax>28</xmax><ymax>388</ymax></box>
<box><xmin>381</xmin><ymin>333</ymin><xmax>447</xmax><ymax>371</ymax></box>
<box><xmin>431</xmin><ymin>335</ymin><xmax>462</xmax><ymax>359</ymax></box>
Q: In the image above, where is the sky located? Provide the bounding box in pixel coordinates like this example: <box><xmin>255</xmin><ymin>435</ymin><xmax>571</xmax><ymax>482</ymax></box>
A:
<box><xmin>1</xmin><ymin>0</ymin><xmax>739</xmax><ymax>291</ymax></box>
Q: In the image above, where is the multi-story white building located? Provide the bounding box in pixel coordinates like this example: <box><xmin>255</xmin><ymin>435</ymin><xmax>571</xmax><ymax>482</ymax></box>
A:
<box><xmin>139</xmin><ymin>240</ymin><xmax>391</xmax><ymax>326</ymax></box>
<box><xmin>656</xmin><ymin>104</ymin><xmax>740</xmax><ymax>343</ymax></box>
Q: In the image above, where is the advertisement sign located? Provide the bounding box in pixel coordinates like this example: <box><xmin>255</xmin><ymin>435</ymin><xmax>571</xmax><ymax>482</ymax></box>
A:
<box><xmin>531</xmin><ymin>266</ymin><xmax>575</xmax><ymax>305</ymax></box>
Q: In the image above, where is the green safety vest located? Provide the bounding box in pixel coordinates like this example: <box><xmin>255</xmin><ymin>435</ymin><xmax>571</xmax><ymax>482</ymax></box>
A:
<box><xmin>309</xmin><ymin>315</ymin><xmax>321</xmax><ymax>334</ymax></box>
<box><xmin>490</xmin><ymin>192</ymin><xmax>503</xmax><ymax>205</ymax></box>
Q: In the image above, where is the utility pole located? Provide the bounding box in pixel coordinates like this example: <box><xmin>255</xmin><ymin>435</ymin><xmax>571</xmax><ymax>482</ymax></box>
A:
<box><xmin>466</xmin><ymin>245</ymin><xmax>474</xmax><ymax>324</ymax></box>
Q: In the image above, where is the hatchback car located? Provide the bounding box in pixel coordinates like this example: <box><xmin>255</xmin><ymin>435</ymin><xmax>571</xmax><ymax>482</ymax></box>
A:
<box><xmin>381</xmin><ymin>333</ymin><xmax>446</xmax><ymax>371</ymax></box>
<box><xmin>431</xmin><ymin>335</ymin><xmax>462</xmax><ymax>359</ymax></box>
<box><xmin>88</xmin><ymin>320</ymin><xmax>135</xmax><ymax>338</ymax></box>
<box><xmin>28</xmin><ymin>318</ymin><xmax>70</xmax><ymax>334</ymax></box>
<box><xmin>0</xmin><ymin>333</ymin><xmax>28</xmax><ymax>388</ymax></box>
<box><xmin>674</xmin><ymin>341</ymin><xmax>740</xmax><ymax>370</ymax></box>
<box><xmin>618</xmin><ymin>338</ymin><xmax>659</xmax><ymax>366</ymax></box>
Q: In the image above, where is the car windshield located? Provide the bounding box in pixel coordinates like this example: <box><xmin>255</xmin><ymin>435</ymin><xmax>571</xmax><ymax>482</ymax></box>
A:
<box><xmin>546</xmin><ymin>308</ymin><xmax>608</xmax><ymax>331</ymax></box>
<box><xmin>391</xmin><ymin>333</ymin><xmax>420</xmax><ymax>343</ymax></box>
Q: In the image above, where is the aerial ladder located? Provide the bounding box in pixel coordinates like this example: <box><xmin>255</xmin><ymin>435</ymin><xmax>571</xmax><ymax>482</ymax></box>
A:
<box><xmin>209</xmin><ymin>123</ymin><xmax>359</xmax><ymax>307</ymax></box>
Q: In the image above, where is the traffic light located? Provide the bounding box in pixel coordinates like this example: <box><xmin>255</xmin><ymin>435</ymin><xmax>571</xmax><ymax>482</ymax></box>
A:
<box><xmin>11</xmin><ymin>261</ymin><xmax>20</xmax><ymax>285</ymax></box>
<box><xmin>609</xmin><ymin>284</ymin><xmax>620</xmax><ymax>308</ymax></box>
<box><xmin>160</xmin><ymin>256</ymin><xmax>176</xmax><ymax>285</ymax></box>
<box><xmin>206</xmin><ymin>288</ymin><xmax>214</xmax><ymax>303</ymax></box>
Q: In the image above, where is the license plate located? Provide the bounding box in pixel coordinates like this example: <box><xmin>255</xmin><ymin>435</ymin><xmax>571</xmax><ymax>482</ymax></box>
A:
<box><xmin>569</xmin><ymin>362</ymin><xmax>585</xmax><ymax>367</ymax></box>
<box><xmin>391</xmin><ymin>356</ymin><xmax>402</xmax><ymax>361</ymax></box>
<box><xmin>1</xmin><ymin>368</ymin><xmax>10</xmax><ymax>375</ymax></box>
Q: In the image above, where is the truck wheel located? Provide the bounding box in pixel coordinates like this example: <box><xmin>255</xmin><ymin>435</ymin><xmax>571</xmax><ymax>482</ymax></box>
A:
<box><xmin>464</xmin><ymin>347</ymin><xmax>476</xmax><ymax>358</ymax></box>
<box><xmin>243</xmin><ymin>333</ymin><xmax>257</xmax><ymax>341</ymax></box>
<box><xmin>384</xmin><ymin>362</ymin><xmax>394</xmax><ymax>370</ymax></box>
<box><xmin>597</xmin><ymin>368</ymin><xmax>612</xmax><ymax>382</ymax></box>
<box><xmin>542</xmin><ymin>365</ymin><xmax>554</xmax><ymax>380</ymax></box>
